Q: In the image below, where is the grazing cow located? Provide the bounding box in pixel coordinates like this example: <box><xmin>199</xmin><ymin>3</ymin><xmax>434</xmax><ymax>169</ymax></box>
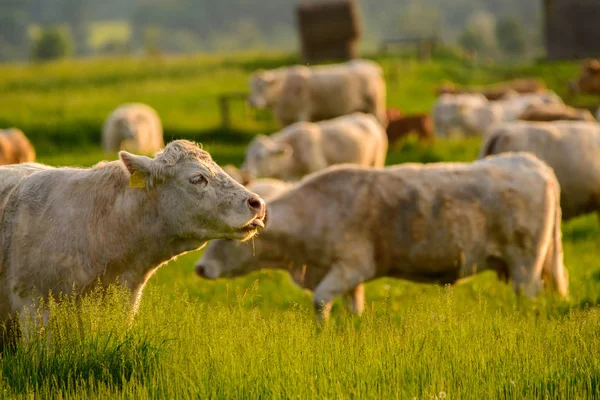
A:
<box><xmin>432</xmin><ymin>94</ymin><xmax>489</xmax><ymax>137</ymax></box>
<box><xmin>437</xmin><ymin>78</ymin><xmax>547</xmax><ymax>100</ymax></box>
<box><xmin>518</xmin><ymin>104</ymin><xmax>596</xmax><ymax>122</ymax></box>
<box><xmin>241</xmin><ymin>113</ymin><xmax>388</xmax><ymax>181</ymax></box>
<box><xmin>196</xmin><ymin>153</ymin><xmax>568</xmax><ymax>322</ymax></box>
<box><xmin>386</xmin><ymin>114</ymin><xmax>433</xmax><ymax>144</ymax></box>
<box><xmin>480</xmin><ymin>121</ymin><xmax>600</xmax><ymax>221</ymax></box>
<box><xmin>569</xmin><ymin>59</ymin><xmax>600</xmax><ymax>94</ymax></box>
<box><xmin>248</xmin><ymin>59</ymin><xmax>387</xmax><ymax>127</ymax></box>
<box><xmin>102</xmin><ymin>103</ymin><xmax>164</xmax><ymax>154</ymax></box>
<box><xmin>434</xmin><ymin>91</ymin><xmax>565</xmax><ymax>137</ymax></box>
<box><xmin>0</xmin><ymin>129</ymin><xmax>36</xmax><ymax>165</ymax></box>
<box><xmin>0</xmin><ymin>140</ymin><xmax>266</xmax><ymax>341</ymax></box>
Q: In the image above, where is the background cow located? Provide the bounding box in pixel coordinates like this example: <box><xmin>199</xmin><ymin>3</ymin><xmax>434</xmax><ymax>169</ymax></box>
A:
<box><xmin>102</xmin><ymin>103</ymin><xmax>164</xmax><ymax>154</ymax></box>
<box><xmin>0</xmin><ymin>129</ymin><xmax>36</xmax><ymax>165</ymax></box>
<box><xmin>241</xmin><ymin>112</ymin><xmax>387</xmax><ymax>181</ymax></box>
<box><xmin>480</xmin><ymin>121</ymin><xmax>600</xmax><ymax>221</ymax></box>
<box><xmin>248</xmin><ymin>60</ymin><xmax>387</xmax><ymax>127</ymax></box>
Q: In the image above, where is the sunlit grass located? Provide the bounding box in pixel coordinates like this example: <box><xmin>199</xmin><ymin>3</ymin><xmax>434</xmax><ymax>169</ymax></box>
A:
<box><xmin>0</xmin><ymin>52</ymin><xmax>598</xmax><ymax>398</ymax></box>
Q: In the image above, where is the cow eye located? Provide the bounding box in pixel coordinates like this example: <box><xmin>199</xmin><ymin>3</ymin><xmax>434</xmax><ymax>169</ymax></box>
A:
<box><xmin>189</xmin><ymin>174</ymin><xmax>208</xmax><ymax>186</ymax></box>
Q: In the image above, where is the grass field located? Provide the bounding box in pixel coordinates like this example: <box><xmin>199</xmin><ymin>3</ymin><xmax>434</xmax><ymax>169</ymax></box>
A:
<box><xmin>0</xmin><ymin>51</ymin><xmax>599</xmax><ymax>399</ymax></box>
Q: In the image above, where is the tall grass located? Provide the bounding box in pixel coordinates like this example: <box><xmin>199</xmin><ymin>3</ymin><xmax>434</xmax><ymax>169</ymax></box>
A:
<box><xmin>1</xmin><ymin>283</ymin><xmax>598</xmax><ymax>399</ymax></box>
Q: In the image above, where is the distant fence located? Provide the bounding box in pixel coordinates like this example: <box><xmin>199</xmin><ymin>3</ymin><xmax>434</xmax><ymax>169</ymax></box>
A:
<box><xmin>217</xmin><ymin>92</ymin><xmax>274</xmax><ymax>129</ymax></box>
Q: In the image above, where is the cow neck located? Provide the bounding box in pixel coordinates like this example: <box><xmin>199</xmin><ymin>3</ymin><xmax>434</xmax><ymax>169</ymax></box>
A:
<box><xmin>96</xmin><ymin>171</ymin><xmax>175</xmax><ymax>283</ymax></box>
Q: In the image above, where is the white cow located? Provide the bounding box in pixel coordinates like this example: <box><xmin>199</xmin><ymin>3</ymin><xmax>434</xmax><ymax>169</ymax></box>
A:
<box><xmin>480</xmin><ymin>121</ymin><xmax>600</xmax><ymax>221</ymax></box>
<box><xmin>0</xmin><ymin>140</ymin><xmax>266</xmax><ymax>343</ymax></box>
<box><xmin>432</xmin><ymin>93</ymin><xmax>490</xmax><ymax>137</ymax></box>
<box><xmin>102</xmin><ymin>103</ymin><xmax>164</xmax><ymax>154</ymax></box>
<box><xmin>248</xmin><ymin>59</ymin><xmax>387</xmax><ymax>127</ymax></box>
<box><xmin>434</xmin><ymin>91</ymin><xmax>565</xmax><ymax>137</ymax></box>
<box><xmin>242</xmin><ymin>113</ymin><xmax>388</xmax><ymax>181</ymax></box>
<box><xmin>197</xmin><ymin>153</ymin><xmax>568</xmax><ymax>322</ymax></box>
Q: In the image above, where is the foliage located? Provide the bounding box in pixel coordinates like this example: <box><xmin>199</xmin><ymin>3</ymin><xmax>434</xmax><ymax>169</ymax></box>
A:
<box><xmin>0</xmin><ymin>2</ymin><xmax>30</xmax><ymax>61</ymax></box>
<box><xmin>458</xmin><ymin>11</ymin><xmax>499</xmax><ymax>57</ymax></box>
<box><xmin>495</xmin><ymin>15</ymin><xmax>526</xmax><ymax>57</ymax></box>
<box><xmin>31</xmin><ymin>27</ymin><xmax>74</xmax><ymax>62</ymax></box>
<box><xmin>8</xmin><ymin>0</ymin><xmax>545</xmax><ymax>60</ymax></box>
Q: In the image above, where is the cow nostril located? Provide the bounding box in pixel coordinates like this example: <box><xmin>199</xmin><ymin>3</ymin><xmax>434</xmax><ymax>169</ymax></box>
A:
<box><xmin>247</xmin><ymin>196</ymin><xmax>265</xmax><ymax>216</ymax></box>
<box><xmin>195</xmin><ymin>264</ymin><xmax>206</xmax><ymax>277</ymax></box>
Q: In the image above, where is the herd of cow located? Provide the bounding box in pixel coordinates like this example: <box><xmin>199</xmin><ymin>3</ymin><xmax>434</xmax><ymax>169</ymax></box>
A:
<box><xmin>1</xmin><ymin>57</ymin><xmax>600</xmax><ymax>342</ymax></box>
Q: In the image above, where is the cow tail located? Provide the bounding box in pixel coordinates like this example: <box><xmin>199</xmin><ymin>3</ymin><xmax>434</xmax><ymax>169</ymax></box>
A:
<box><xmin>550</xmin><ymin>178</ymin><xmax>568</xmax><ymax>297</ymax></box>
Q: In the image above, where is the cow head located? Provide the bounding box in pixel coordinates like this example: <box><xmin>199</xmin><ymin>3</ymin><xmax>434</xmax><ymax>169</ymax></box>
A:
<box><xmin>248</xmin><ymin>70</ymin><xmax>281</xmax><ymax>109</ymax></box>
<box><xmin>241</xmin><ymin>135</ymin><xmax>293</xmax><ymax>180</ymax></box>
<box><xmin>119</xmin><ymin>140</ymin><xmax>266</xmax><ymax>243</ymax></box>
<box><xmin>194</xmin><ymin>238</ymin><xmax>260</xmax><ymax>280</ymax></box>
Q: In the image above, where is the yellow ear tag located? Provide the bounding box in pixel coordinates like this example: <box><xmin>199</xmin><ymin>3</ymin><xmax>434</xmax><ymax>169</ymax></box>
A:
<box><xmin>129</xmin><ymin>171</ymin><xmax>146</xmax><ymax>189</ymax></box>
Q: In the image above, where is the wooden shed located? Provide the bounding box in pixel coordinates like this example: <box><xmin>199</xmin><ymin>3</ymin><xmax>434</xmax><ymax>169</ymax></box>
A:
<box><xmin>544</xmin><ymin>0</ymin><xmax>600</xmax><ymax>60</ymax></box>
<box><xmin>296</xmin><ymin>0</ymin><xmax>362</xmax><ymax>63</ymax></box>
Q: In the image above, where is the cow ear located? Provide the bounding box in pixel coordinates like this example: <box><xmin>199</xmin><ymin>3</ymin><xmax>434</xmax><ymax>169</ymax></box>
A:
<box><xmin>119</xmin><ymin>151</ymin><xmax>152</xmax><ymax>176</ymax></box>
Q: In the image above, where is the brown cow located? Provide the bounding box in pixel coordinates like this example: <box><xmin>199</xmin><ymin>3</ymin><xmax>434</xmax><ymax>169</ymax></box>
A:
<box><xmin>0</xmin><ymin>129</ymin><xmax>36</xmax><ymax>165</ymax></box>
<box><xmin>386</xmin><ymin>108</ymin><xmax>403</xmax><ymax>121</ymax></box>
<box><xmin>386</xmin><ymin>114</ymin><xmax>433</xmax><ymax>144</ymax></box>
<box><xmin>569</xmin><ymin>59</ymin><xmax>600</xmax><ymax>95</ymax></box>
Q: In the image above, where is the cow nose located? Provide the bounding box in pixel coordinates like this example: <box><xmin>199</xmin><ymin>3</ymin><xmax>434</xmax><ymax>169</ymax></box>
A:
<box><xmin>247</xmin><ymin>195</ymin><xmax>266</xmax><ymax>219</ymax></box>
<box><xmin>195</xmin><ymin>263</ymin><xmax>206</xmax><ymax>277</ymax></box>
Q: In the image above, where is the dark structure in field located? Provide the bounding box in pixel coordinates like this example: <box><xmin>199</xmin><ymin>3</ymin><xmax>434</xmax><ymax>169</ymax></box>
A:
<box><xmin>296</xmin><ymin>0</ymin><xmax>361</xmax><ymax>63</ymax></box>
<box><xmin>544</xmin><ymin>0</ymin><xmax>600</xmax><ymax>60</ymax></box>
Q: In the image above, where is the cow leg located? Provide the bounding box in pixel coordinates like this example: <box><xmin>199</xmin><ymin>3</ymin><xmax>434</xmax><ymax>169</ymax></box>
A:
<box><xmin>343</xmin><ymin>284</ymin><xmax>365</xmax><ymax>315</ymax></box>
<box><xmin>313</xmin><ymin>262</ymin><xmax>373</xmax><ymax>323</ymax></box>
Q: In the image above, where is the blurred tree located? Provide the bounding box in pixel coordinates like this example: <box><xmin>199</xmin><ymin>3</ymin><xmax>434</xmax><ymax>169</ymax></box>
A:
<box><xmin>495</xmin><ymin>15</ymin><xmax>525</xmax><ymax>57</ymax></box>
<box><xmin>0</xmin><ymin>1</ymin><xmax>30</xmax><ymax>61</ymax></box>
<box><xmin>63</xmin><ymin>0</ymin><xmax>89</xmax><ymax>55</ymax></box>
<box><xmin>458</xmin><ymin>28</ymin><xmax>487</xmax><ymax>55</ymax></box>
<box><xmin>397</xmin><ymin>3</ymin><xmax>442</xmax><ymax>38</ymax></box>
<box><xmin>458</xmin><ymin>11</ymin><xmax>499</xmax><ymax>57</ymax></box>
<box><xmin>32</xmin><ymin>27</ymin><xmax>74</xmax><ymax>62</ymax></box>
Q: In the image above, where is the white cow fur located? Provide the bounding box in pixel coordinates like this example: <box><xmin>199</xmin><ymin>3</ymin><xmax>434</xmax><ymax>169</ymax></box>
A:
<box><xmin>242</xmin><ymin>112</ymin><xmax>388</xmax><ymax>181</ymax></box>
<box><xmin>0</xmin><ymin>140</ymin><xmax>266</xmax><ymax>340</ymax></box>
<box><xmin>102</xmin><ymin>103</ymin><xmax>164</xmax><ymax>154</ymax></box>
<box><xmin>248</xmin><ymin>60</ymin><xmax>387</xmax><ymax>126</ymax></box>
<box><xmin>197</xmin><ymin>153</ymin><xmax>568</xmax><ymax>322</ymax></box>
<box><xmin>481</xmin><ymin>121</ymin><xmax>600</xmax><ymax>221</ymax></box>
<box><xmin>433</xmin><ymin>91</ymin><xmax>565</xmax><ymax>137</ymax></box>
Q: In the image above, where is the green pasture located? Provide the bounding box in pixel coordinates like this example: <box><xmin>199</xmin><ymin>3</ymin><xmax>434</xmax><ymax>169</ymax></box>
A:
<box><xmin>0</xmin><ymin>51</ymin><xmax>599</xmax><ymax>399</ymax></box>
